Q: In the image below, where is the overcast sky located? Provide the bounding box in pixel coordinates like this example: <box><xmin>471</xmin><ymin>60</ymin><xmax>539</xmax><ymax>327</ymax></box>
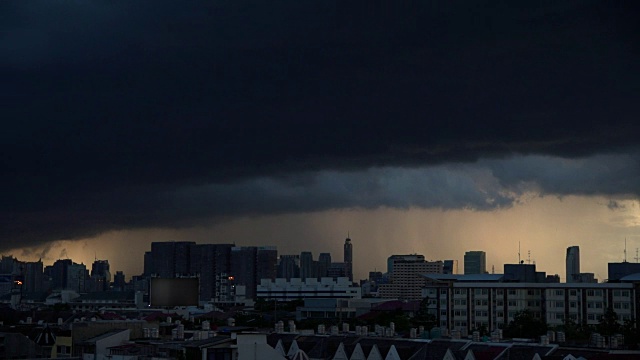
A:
<box><xmin>2</xmin><ymin>1</ymin><xmax>639</xmax><ymax>280</ymax></box>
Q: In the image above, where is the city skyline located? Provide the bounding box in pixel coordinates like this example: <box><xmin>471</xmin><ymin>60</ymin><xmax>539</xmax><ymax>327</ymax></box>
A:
<box><xmin>3</xmin><ymin>2</ymin><xmax>639</xmax><ymax>282</ymax></box>
<box><xmin>6</xmin><ymin>225</ymin><xmax>639</xmax><ymax>284</ymax></box>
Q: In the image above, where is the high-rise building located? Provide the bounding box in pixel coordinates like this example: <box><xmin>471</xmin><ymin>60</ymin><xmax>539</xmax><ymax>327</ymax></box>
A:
<box><xmin>23</xmin><ymin>260</ymin><xmax>43</xmax><ymax>293</ymax></box>
<box><xmin>277</xmin><ymin>255</ymin><xmax>300</xmax><ymax>280</ymax></box>
<box><xmin>443</xmin><ymin>260</ymin><xmax>457</xmax><ymax>274</ymax></box>
<box><xmin>143</xmin><ymin>251</ymin><xmax>153</xmax><ymax>276</ymax></box>
<box><xmin>256</xmin><ymin>247</ymin><xmax>278</xmax><ymax>281</ymax></box>
<box><xmin>379</xmin><ymin>254</ymin><xmax>444</xmax><ymax>300</ymax></box>
<box><xmin>113</xmin><ymin>271</ymin><xmax>126</xmax><ymax>290</ymax></box>
<box><xmin>566</xmin><ymin>246</ymin><xmax>580</xmax><ymax>283</ymax></box>
<box><xmin>230</xmin><ymin>246</ymin><xmax>258</xmax><ymax>299</ymax></box>
<box><xmin>91</xmin><ymin>259</ymin><xmax>111</xmax><ymax>291</ymax></box>
<box><xmin>318</xmin><ymin>253</ymin><xmax>332</xmax><ymax>278</ymax></box>
<box><xmin>66</xmin><ymin>263</ymin><xmax>87</xmax><ymax>292</ymax></box>
<box><xmin>51</xmin><ymin>259</ymin><xmax>73</xmax><ymax>290</ymax></box>
<box><xmin>344</xmin><ymin>237</ymin><xmax>353</xmax><ymax>281</ymax></box>
<box><xmin>189</xmin><ymin>243</ymin><xmax>234</xmax><ymax>302</ymax></box>
<box><xmin>299</xmin><ymin>252</ymin><xmax>315</xmax><ymax>281</ymax></box>
<box><xmin>464</xmin><ymin>251</ymin><xmax>486</xmax><ymax>274</ymax></box>
<box><xmin>148</xmin><ymin>241</ymin><xmax>196</xmax><ymax>278</ymax></box>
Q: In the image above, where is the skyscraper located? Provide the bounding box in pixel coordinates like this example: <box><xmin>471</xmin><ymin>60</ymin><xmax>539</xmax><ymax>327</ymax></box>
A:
<box><xmin>566</xmin><ymin>246</ymin><xmax>580</xmax><ymax>283</ymax></box>
<box><xmin>256</xmin><ymin>247</ymin><xmax>278</xmax><ymax>281</ymax></box>
<box><xmin>299</xmin><ymin>252</ymin><xmax>315</xmax><ymax>280</ymax></box>
<box><xmin>344</xmin><ymin>236</ymin><xmax>353</xmax><ymax>281</ymax></box>
<box><xmin>464</xmin><ymin>251</ymin><xmax>486</xmax><ymax>275</ymax></box>
<box><xmin>318</xmin><ymin>253</ymin><xmax>332</xmax><ymax>278</ymax></box>
<box><xmin>91</xmin><ymin>259</ymin><xmax>111</xmax><ymax>291</ymax></box>
<box><xmin>277</xmin><ymin>255</ymin><xmax>300</xmax><ymax>280</ymax></box>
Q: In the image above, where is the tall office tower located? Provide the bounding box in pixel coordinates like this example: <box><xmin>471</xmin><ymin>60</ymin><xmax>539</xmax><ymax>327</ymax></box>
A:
<box><xmin>23</xmin><ymin>260</ymin><xmax>43</xmax><ymax>293</ymax></box>
<box><xmin>189</xmin><ymin>243</ymin><xmax>234</xmax><ymax>301</ymax></box>
<box><xmin>277</xmin><ymin>255</ymin><xmax>300</xmax><ymax>280</ymax></box>
<box><xmin>113</xmin><ymin>271</ymin><xmax>126</xmax><ymax>290</ymax></box>
<box><xmin>230</xmin><ymin>246</ymin><xmax>259</xmax><ymax>299</ymax></box>
<box><xmin>51</xmin><ymin>259</ymin><xmax>73</xmax><ymax>289</ymax></box>
<box><xmin>149</xmin><ymin>241</ymin><xmax>196</xmax><ymax>278</ymax></box>
<box><xmin>0</xmin><ymin>256</ymin><xmax>18</xmax><ymax>274</ymax></box>
<box><xmin>143</xmin><ymin>251</ymin><xmax>153</xmax><ymax>276</ymax></box>
<box><xmin>300</xmin><ymin>252</ymin><xmax>315</xmax><ymax>280</ymax></box>
<box><xmin>464</xmin><ymin>251</ymin><xmax>487</xmax><ymax>274</ymax></box>
<box><xmin>174</xmin><ymin>241</ymin><xmax>195</xmax><ymax>276</ymax></box>
<box><xmin>566</xmin><ymin>246</ymin><xmax>580</xmax><ymax>283</ymax></box>
<box><xmin>344</xmin><ymin>237</ymin><xmax>353</xmax><ymax>281</ymax></box>
<box><xmin>66</xmin><ymin>263</ymin><xmax>87</xmax><ymax>292</ymax></box>
<box><xmin>256</xmin><ymin>247</ymin><xmax>278</xmax><ymax>281</ymax></box>
<box><xmin>443</xmin><ymin>260</ymin><xmax>456</xmax><ymax>274</ymax></box>
<box><xmin>318</xmin><ymin>253</ymin><xmax>332</xmax><ymax>278</ymax></box>
<box><xmin>150</xmin><ymin>242</ymin><xmax>175</xmax><ymax>278</ymax></box>
<box><xmin>91</xmin><ymin>259</ymin><xmax>111</xmax><ymax>291</ymax></box>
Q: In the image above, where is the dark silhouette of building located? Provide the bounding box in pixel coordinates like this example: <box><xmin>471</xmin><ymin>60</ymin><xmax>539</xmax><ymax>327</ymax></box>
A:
<box><xmin>344</xmin><ymin>236</ymin><xmax>353</xmax><ymax>281</ymax></box>
<box><xmin>256</xmin><ymin>247</ymin><xmax>278</xmax><ymax>281</ymax></box>
<box><xmin>318</xmin><ymin>253</ymin><xmax>331</xmax><ymax>278</ymax></box>
<box><xmin>51</xmin><ymin>259</ymin><xmax>73</xmax><ymax>290</ymax></box>
<box><xmin>91</xmin><ymin>259</ymin><xmax>111</xmax><ymax>291</ymax></box>
<box><xmin>23</xmin><ymin>260</ymin><xmax>43</xmax><ymax>293</ymax></box>
<box><xmin>113</xmin><ymin>271</ymin><xmax>126</xmax><ymax>290</ymax></box>
<box><xmin>189</xmin><ymin>243</ymin><xmax>234</xmax><ymax>302</ymax></box>
<box><xmin>148</xmin><ymin>241</ymin><xmax>196</xmax><ymax>278</ymax></box>
<box><xmin>299</xmin><ymin>251</ymin><xmax>315</xmax><ymax>281</ymax></box>
<box><xmin>277</xmin><ymin>255</ymin><xmax>299</xmax><ymax>280</ymax></box>
<box><xmin>230</xmin><ymin>246</ymin><xmax>259</xmax><ymax>299</ymax></box>
<box><xmin>608</xmin><ymin>261</ymin><xmax>640</xmax><ymax>281</ymax></box>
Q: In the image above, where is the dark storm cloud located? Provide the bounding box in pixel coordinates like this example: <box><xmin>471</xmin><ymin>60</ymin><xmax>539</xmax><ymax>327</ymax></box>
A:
<box><xmin>2</xmin><ymin>1</ymin><xmax>639</xmax><ymax>250</ymax></box>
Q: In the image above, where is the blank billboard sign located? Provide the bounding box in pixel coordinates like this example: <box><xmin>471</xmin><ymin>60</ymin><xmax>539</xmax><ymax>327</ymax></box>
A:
<box><xmin>150</xmin><ymin>278</ymin><xmax>199</xmax><ymax>307</ymax></box>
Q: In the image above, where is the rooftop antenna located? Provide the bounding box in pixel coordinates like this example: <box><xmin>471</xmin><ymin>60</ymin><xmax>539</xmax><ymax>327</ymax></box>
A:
<box><xmin>492</xmin><ymin>265</ymin><xmax>495</xmax><ymax>274</ymax></box>
<box><xmin>624</xmin><ymin>238</ymin><xmax>627</xmax><ymax>262</ymax></box>
<box><xmin>518</xmin><ymin>242</ymin><xmax>521</xmax><ymax>264</ymax></box>
<box><xmin>635</xmin><ymin>248</ymin><xmax>639</xmax><ymax>263</ymax></box>
<box><xmin>527</xmin><ymin>250</ymin><xmax>531</xmax><ymax>265</ymax></box>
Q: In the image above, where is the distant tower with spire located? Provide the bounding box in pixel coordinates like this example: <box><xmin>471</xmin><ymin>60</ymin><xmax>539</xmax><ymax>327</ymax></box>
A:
<box><xmin>344</xmin><ymin>234</ymin><xmax>353</xmax><ymax>281</ymax></box>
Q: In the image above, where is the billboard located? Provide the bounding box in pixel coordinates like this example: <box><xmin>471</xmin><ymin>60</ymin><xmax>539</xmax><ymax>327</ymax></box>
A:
<box><xmin>150</xmin><ymin>278</ymin><xmax>199</xmax><ymax>307</ymax></box>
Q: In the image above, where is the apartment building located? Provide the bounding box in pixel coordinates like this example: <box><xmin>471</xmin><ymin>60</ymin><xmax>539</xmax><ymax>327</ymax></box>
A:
<box><xmin>421</xmin><ymin>274</ymin><xmax>636</xmax><ymax>337</ymax></box>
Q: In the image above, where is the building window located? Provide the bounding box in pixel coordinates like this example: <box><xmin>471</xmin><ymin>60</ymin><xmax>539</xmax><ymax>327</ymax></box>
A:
<box><xmin>588</xmin><ymin>313</ymin><xmax>595</xmax><ymax>320</ymax></box>
<box><xmin>622</xmin><ymin>290</ymin><xmax>630</xmax><ymax>297</ymax></box>
<box><xmin>570</xmin><ymin>290</ymin><xmax>577</xmax><ymax>296</ymax></box>
<box><xmin>508</xmin><ymin>289</ymin><xmax>517</xmax><ymax>295</ymax></box>
<box><xmin>496</xmin><ymin>289</ymin><xmax>504</xmax><ymax>295</ymax></box>
<box><xmin>555</xmin><ymin>290</ymin><xmax>564</xmax><ymax>296</ymax></box>
<box><xmin>570</xmin><ymin>301</ymin><xmax>577</xmax><ymax>308</ymax></box>
<box><xmin>587</xmin><ymin>290</ymin><xmax>595</xmax><ymax>296</ymax></box>
<box><xmin>496</xmin><ymin>300</ymin><xmax>504</xmax><ymax>306</ymax></box>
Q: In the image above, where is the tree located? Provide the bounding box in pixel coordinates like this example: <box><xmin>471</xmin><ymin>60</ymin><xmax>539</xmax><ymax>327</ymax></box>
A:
<box><xmin>597</xmin><ymin>306</ymin><xmax>620</xmax><ymax>337</ymax></box>
<box><xmin>411</xmin><ymin>297</ymin><xmax>437</xmax><ymax>331</ymax></box>
<box><xmin>504</xmin><ymin>309</ymin><xmax>547</xmax><ymax>339</ymax></box>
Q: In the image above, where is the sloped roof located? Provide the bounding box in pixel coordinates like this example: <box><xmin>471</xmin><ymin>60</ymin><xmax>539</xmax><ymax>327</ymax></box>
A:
<box><xmin>34</xmin><ymin>325</ymin><xmax>56</xmax><ymax>346</ymax></box>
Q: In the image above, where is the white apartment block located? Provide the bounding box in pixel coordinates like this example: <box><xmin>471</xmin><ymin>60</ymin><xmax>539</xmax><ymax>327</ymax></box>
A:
<box><xmin>421</xmin><ymin>274</ymin><xmax>636</xmax><ymax>337</ymax></box>
<box><xmin>256</xmin><ymin>277</ymin><xmax>361</xmax><ymax>301</ymax></box>
<box><xmin>379</xmin><ymin>256</ymin><xmax>444</xmax><ymax>300</ymax></box>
